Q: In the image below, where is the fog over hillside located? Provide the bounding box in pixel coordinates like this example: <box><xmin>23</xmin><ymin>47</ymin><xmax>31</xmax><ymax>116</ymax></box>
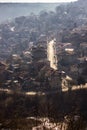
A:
<box><xmin>0</xmin><ymin>3</ymin><xmax>61</xmax><ymax>23</ymax></box>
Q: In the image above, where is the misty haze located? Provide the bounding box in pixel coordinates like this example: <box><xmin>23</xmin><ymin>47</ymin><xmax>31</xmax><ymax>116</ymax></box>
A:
<box><xmin>0</xmin><ymin>3</ymin><xmax>60</xmax><ymax>23</ymax></box>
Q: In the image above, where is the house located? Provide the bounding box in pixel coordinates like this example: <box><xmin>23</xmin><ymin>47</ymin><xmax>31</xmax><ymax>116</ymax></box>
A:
<box><xmin>31</xmin><ymin>46</ymin><xmax>47</xmax><ymax>62</ymax></box>
<box><xmin>0</xmin><ymin>62</ymin><xmax>7</xmax><ymax>73</ymax></box>
<box><xmin>48</xmin><ymin>70</ymin><xmax>62</xmax><ymax>92</ymax></box>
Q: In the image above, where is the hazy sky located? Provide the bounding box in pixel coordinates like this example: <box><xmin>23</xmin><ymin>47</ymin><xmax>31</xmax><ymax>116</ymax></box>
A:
<box><xmin>0</xmin><ymin>0</ymin><xmax>78</xmax><ymax>3</ymax></box>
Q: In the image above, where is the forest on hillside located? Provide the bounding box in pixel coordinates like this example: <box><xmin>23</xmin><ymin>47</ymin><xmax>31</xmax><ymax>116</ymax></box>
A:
<box><xmin>0</xmin><ymin>0</ymin><xmax>87</xmax><ymax>129</ymax></box>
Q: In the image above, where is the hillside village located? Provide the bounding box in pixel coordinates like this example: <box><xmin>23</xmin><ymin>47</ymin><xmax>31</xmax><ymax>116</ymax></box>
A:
<box><xmin>0</xmin><ymin>0</ymin><xmax>87</xmax><ymax>129</ymax></box>
<box><xmin>0</xmin><ymin>18</ymin><xmax>87</xmax><ymax>92</ymax></box>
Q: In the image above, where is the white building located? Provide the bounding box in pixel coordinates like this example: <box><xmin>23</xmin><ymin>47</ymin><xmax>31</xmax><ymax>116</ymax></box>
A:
<box><xmin>47</xmin><ymin>39</ymin><xmax>58</xmax><ymax>70</ymax></box>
